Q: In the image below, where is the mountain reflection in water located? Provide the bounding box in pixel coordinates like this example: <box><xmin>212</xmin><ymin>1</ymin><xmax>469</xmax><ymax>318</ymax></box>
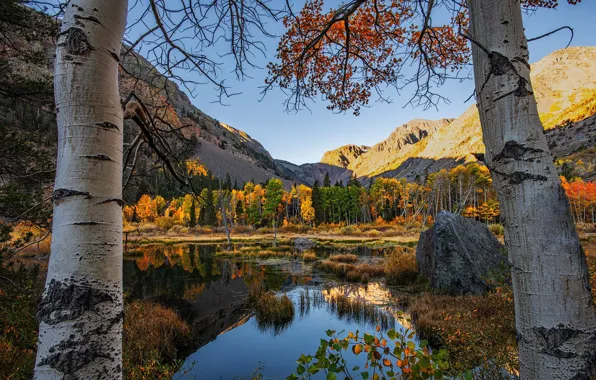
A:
<box><xmin>123</xmin><ymin>243</ymin><xmax>413</xmax><ymax>379</ymax></box>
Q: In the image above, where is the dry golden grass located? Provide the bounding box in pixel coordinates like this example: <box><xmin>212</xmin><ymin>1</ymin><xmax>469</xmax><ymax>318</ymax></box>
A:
<box><xmin>249</xmin><ymin>285</ymin><xmax>295</xmax><ymax>333</ymax></box>
<box><xmin>216</xmin><ymin>249</ymin><xmax>292</xmax><ymax>259</ymax></box>
<box><xmin>123</xmin><ymin>301</ymin><xmax>191</xmax><ymax>379</ymax></box>
<box><xmin>318</xmin><ymin>260</ymin><xmax>384</xmax><ymax>283</ymax></box>
<box><xmin>409</xmin><ymin>291</ymin><xmax>517</xmax><ymax>375</ymax></box>
<box><xmin>328</xmin><ymin>253</ymin><xmax>358</xmax><ymax>263</ymax></box>
<box><xmin>302</xmin><ymin>251</ymin><xmax>318</xmax><ymax>262</ymax></box>
<box><xmin>385</xmin><ymin>253</ymin><xmax>418</xmax><ymax>285</ymax></box>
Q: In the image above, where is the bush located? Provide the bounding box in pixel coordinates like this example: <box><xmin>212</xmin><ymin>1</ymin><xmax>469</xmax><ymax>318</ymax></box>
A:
<box><xmin>489</xmin><ymin>224</ymin><xmax>505</xmax><ymax>236</ymax></box>
<box><xmin>155</xmin><ymin>216</ymin><xmax>176</xmax><ymax>231</ymax></box>
<box><xmin>195</xmin><ymin>226</ymin><xmax>216</xmax><ymax>234</ymax></box>
<box><xmin>232</xmin><ymin>225</ymin><xmax>254</xmax><ymax>234</ymax></box>
<box><xmin>385</xmin><ymin>252</ymin><xmax>418</xmax><ymax>285</ymax></box>
<box><xmin>340</xmin><ymin>225</ymin><xmax>362</xmax><ymax>235</ymax></box>
<box><xmin>280</xmin><ymin>223</ymin><xmax>310</xmax><ymax>234</ymax></box>
<box><xmin>168</xmin><ymin>225</ymin><xmax>189</xmax><ymax>235</ymax></box>
<box><xmin>365</xmin><ymin>229</ymin><xmax>382</xmax><ymax>237</ymax></box>
<box><xmin>256</xmin><ymin>227</ymin><xmax>271</xmax><ymax>234</ymax></box>
<box><xmin>138</xmin><ymin>223</ymin><xmax>159</xmax><ymax>234</ymax></box>
<box><xmin>289</xmin><ymin>326</ymin><xmax>449</xmax><ymax>379</ymax></box>
<box><xmin>123</xmin><ymin>301</ymin><xmax>191</xmax><ymax>379</ymax></box>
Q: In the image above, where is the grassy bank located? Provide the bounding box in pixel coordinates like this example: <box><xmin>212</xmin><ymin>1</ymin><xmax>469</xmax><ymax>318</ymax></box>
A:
<box><xmin>124</xmin><ymin>232</ymin><xmax>418</xmax><ymax>246</ymax></box>
<box><xmin>123</xmin><ymin>301</ymin><xmax>191</xmax><ymax>379</ymax></box>
<box><xmin>0</xmin><ymin>261</ymin><xmax>191</xmax><ymax>379</ymax></box>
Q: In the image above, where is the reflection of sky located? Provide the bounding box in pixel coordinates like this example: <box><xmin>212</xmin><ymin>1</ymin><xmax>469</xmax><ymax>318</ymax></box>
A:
<box><xmin>175</xmin><ymin>287</ymin><xmax>412</xmax><ymax>380</ymax></box>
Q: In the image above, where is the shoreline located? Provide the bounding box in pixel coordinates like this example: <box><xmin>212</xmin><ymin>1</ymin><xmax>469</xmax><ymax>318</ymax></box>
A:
<box><xmin>123</xmin><ymin>232</ymin><xmax>420</xmax><ymax>245</ymax></box>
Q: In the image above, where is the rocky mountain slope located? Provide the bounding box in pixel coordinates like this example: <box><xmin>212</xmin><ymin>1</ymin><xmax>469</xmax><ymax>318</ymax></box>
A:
<box><xmin>320</xmin><ymin>144</ymin><xmax>370</xmax><ymax>169</ymax></box>
<box><xmin>319</xmin><ymin>46</ymin><xmax>596</xmax><ymax>181</ymax></box>
<box><xmin>2</xmin><ymin>6</ymin><xmax>290</xmax><ymax>194</ymax></box>
<box><xmin>118</xmin><ymin>48</ymin><xmax>289</xmax><ymax>186</ymax></box>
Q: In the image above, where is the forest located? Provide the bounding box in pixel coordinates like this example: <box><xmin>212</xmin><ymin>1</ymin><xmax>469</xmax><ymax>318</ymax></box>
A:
<box><xmin>123</xmin><ymin>163</ymin><xmax>596</xmax><ymax>232</ymax></box>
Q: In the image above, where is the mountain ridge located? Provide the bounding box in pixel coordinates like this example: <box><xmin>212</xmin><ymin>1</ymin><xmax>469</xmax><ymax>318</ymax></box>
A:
<box><xmin>314</xmin><ymin>46</ymin><xmax>596</xmax><ymax>182</ymax></box>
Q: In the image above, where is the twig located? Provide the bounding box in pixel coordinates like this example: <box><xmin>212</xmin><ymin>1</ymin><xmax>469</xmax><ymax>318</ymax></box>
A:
<box><xmin>527</xmin><ymin>26</ymin><xmax>574</xmax><ymax>48</ymax></box>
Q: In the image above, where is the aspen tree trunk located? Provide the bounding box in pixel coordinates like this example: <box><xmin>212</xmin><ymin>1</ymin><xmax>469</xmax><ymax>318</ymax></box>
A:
<box><xmin>218</xmin><ymin>181</ymin><xmax>232</xmax><ymax>249</ymax></box>
<box><xmin>467</xmin><ymin>1</ymin><xmax>596</xmax><ymax>378</ymax></box>
<box><xmin>34</xmin><ymin>0</ymin><xmax>128</xmax><ymax>378</ymax></box>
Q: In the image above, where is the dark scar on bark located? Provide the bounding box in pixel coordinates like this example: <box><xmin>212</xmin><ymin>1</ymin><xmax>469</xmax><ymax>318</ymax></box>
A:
<box><xmin>72</xmin><ymin>222</ymin><xmax>100</xmax><ymax>225</ymax></box>
<box><xmin>109</xmin><ymin>51</ymin><xmax>120</xmax><ymax>62</ymax></box>
<box><xmin>52</xmin><ymin>189</ymin><xmax>91</xmax><ymax>203</ymax></box>
<box><xmin>533</xmin><ymin>325</ymin><xmax>583</xmax><ymax>359</ymax></box>
<box><xmin>39</xmin><ymin>340</ymin><xmax>113</xmax><ymax>376</ymax></box>
<box><xmin>73</xmin><ymin>14</ymin><xmax>102</xmax><ymax>25</ymax></box>
<box><xmin>492</xmin><ymin>169</ymin><xmax>548</xmax><ymax>185</ymax></box>
<box><xmin>95</xmin><ymin>122</ymin><xmax>119</xmax><ymax>131</ymax></box>
<box><xmin>82</xmin><ymin>154</ymin><xmax>113</xmax><ymax>161</ymax></box>
<box><xmin>58</xmin><ymin>28</ymin><xmax>92</xmax><ymax>55</ymax></box>
<box><xmin>489</xmin><ymin>51</ymin><xmax>515</xmax><ymax>75</ymax></box>
<box><xmin>493</xmin><ymin>141</ymin><xmax>544</xmax><ymax>163</ymax></box>
<box><xmin>481</xmin><ymin>52</ymin><xmax>532</xmax><ymax>101</ymax></box>
<box><xmin>38</xmin><ymin>305</ymin><xmax>124</xmax><ymax>376</ymax></box>
<box><xmin>37</xmin><ymin>279</ymin><xmax>114</xmax><ymax>326</ymax></box>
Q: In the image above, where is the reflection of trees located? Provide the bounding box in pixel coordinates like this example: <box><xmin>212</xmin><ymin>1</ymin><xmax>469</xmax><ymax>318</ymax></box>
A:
<box><xmin>125</xmin><ymin>244</ymin><xmax>220</xmax><ymax>301</ymax></box>
<box><xmin>296</xmin><ymin>285</ymin><xmax>398</xmax><ymax>331</ymax></box>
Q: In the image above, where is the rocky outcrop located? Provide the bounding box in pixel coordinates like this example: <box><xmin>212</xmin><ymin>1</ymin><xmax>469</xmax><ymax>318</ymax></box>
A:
<box><xmin>319</xmin><ymin>47</ymin><xmax>596</xmax><ymax>181</ymax></box>
<box><xmin>275</xmin><ymin>160</ymin><xmax>354</xmax><ymax>186</ymax></box>
<box><xmin>321</xmin><ymin>144</ymin><xmax>370</xmax><ymax>169</ymax></box>
<box><xmin>416</xmin><ymin>211</ymin><xmax>508</xmax><ymax>295</ymax></box>
<box><xmin>294</xmin><ymin>237</ymin><xmax>316</xmax><ymax>251</ymax></box>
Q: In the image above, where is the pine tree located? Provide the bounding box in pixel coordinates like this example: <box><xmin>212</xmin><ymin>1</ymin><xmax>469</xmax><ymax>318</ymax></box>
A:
<box><xmin>348</xmin><ymin>174</ymin><xmax>361</xmax><ymax>187</ymax></box>
<box><xmin>200</xmin><ymin>188</ymin><xmax>217</xmax><ymax>226</ymax></box>
<box><xmin>189</xmin><ymin>198</ymin><xmax>197</xmax><ymax>227</ymax></box>
<box><xmin>323</xmin><ymin>173</ymin><xmax>331</xmax><ymax>187</ymax></box>
<box><xmin>264</xmin><ymin>179</ymin><xmax>284</xmax><ymax>246</ymax></box>
<box><xmin>311</xmin><ymin>181</ymin><xmax>324</xmax><ymax>225</ymax></box>
<box><xmin>224</xmin><ymin>173</ymin><xmax>232</xmax><ymax>190</ymax></box>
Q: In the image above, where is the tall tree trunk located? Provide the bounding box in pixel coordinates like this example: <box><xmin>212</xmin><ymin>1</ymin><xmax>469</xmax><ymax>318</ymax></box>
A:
<box><xmin>34</xmin><ymin>0</ymin><xmax>128</xmax><ymax>378</ymax></box>
<box><xmin>273</xmin><ymin>218</ymin><xmax>277</xmax><ymax>247</ymax></box>
<box><xmin>218</xmin><ymin>176</ymin><xmax>232</xmax><ymax>249</ymax></box>
<box><xmin>467</xmin><ymin>1</ymin><xmax>596</xmax><ymax>378</ymax></box>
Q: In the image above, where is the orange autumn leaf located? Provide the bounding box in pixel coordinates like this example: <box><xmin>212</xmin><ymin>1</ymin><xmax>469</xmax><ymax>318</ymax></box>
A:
<box><xmin>353</xmin><ymin>344</ymin><xmax>363</xmax><ymax>355</ymax></box>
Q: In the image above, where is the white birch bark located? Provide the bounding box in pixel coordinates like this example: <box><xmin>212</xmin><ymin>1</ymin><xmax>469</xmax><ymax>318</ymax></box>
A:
<box><xmin>467</xmin><ymin>1</ymin><xmax>596</xmax><ymax>378</ymax></box>
<box><xmin>34</xmin><ymin>0</ymin><xmax>128</xmax><ymax>378</ymax></box>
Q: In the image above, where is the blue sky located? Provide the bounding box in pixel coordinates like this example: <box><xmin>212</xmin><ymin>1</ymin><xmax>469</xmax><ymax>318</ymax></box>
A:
<box><xmin>144</xmin><ymin>1</ymin><xmax>596</xmax><ymax>165</ymax></box>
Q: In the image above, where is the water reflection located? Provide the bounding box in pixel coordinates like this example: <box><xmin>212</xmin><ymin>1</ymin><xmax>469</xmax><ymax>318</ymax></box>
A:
<box><xmin>123</xmin><ymin>243</ymin><xmax>412</xmax><ymax>379</ymax></box>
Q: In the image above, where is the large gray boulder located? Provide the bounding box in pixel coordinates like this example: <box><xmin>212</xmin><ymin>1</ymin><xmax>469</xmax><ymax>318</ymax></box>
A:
<box><xmin>416</xmin><ymin>211</ymin><xmax>508</xmax><ymax>295</ymax></box>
